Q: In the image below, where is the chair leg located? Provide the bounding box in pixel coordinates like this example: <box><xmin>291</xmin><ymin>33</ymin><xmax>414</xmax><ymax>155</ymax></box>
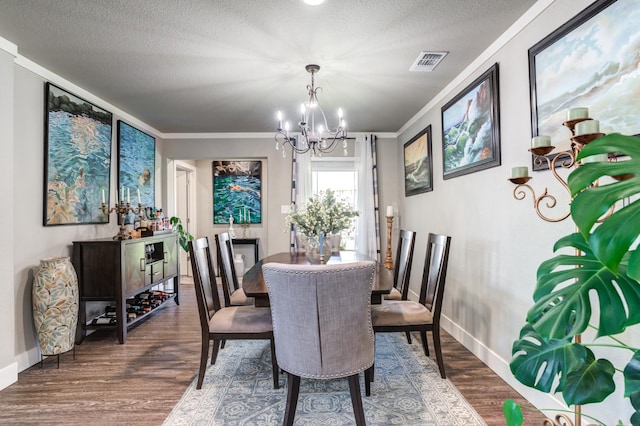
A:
<box><xmin>197</xmin><ymin>337</ymin><xmax>210</xmax><ymax>389</ymax></box>
<box><xmin>405</xmin><ymin>331</ymin><xmax>412</xmax><ymax>344</ymax></box>
<box><xmin>364</xmin><ymin>365</ymin><xmax>373</xmax><ymax>397</ymax></box>
<box><xmin>284</xmin><ymin>373</ymin><xmax>300</xmax><ymax>426</ymax></box>
<box><xmin>419</xmin><ymin>330</ymin><xmax>430</xmax><ymax>356</ymax></box>
<box><xmin>348</xmin><ymin>373</ymin><xmax>366</xmax><ymax>426</ymax></box>
<box><xmin>432</xmin><ymin>328</ymin><xmax>446</xmax><ymax>379</ymax></box>
<box><xmin>270</xmin><ymin>337</ymin><xmax>279</xmax><ymax>389</ymax></box>
<box><xmin>211</xmin><ymin>339</ymin><xmax>221</xmax><ymax>365</ymax></box>
<box><xmin>221</xmin><ymin>340</ymin><xmax>226</xmax><ymax>349</ymax></box>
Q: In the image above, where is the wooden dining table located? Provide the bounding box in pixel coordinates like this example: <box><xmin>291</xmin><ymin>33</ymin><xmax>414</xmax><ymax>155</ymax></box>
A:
<box><xmin>242</xmin><ymin>251</ymin><xmax>394</xmax><ymax>307</ymax></box>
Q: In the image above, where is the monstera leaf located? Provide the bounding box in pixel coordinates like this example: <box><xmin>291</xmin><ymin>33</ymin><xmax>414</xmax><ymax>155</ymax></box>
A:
<box><xmin>528</xmin><ymin>233</ymin><xmax>640</xmax><ymax>341</ymax></box>
<box><xmin>569</xmin><ymin>133</ymin><xmax>640</xmax><ymax>280</ymax></box>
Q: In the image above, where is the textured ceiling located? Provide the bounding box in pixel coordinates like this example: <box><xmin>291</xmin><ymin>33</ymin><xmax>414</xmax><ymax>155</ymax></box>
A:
<box><xmin>0</xmin><ymin>0</ymin><xmax>538</xmax><ymax>134</ymax></box>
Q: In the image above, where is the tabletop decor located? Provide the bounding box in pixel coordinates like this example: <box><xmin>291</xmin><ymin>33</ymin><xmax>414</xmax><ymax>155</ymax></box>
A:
<box><xmin>212</xmin><ymin>160</ymin><xmax>262</xmax><ymax>225</ymax></box>
<box><xmin>441</xmin><ymin>63</ymin><xmax>500</xmax><ymax>180</ymax></box>
<box><xmin>286</xmin><ymin>189</ymin><xmax>359</xmax><ymax>262</ymax></box>
<box><xmin>44</xmin><ymin>82</ymin><xmax>113</xmax><ymax>226</ymax></box>
<box><xmin>528</xmin><ymin>0</ymin><xmax>639</xmax><ymax>171</ymax></box>
<box><xmin>404</xmin><ymin>125</ymin><xmax>433</xmax><ymax>196</ymax></box>
<box><xmin>117</xmin><ymin>121</ymin><xmax>155</xmax><ymax>223</ymax></box>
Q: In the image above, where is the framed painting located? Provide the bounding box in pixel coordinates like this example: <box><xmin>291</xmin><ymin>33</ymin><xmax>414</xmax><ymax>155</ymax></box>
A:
<box><xmin>117</xmin><ymin>121</ymin><xmax>155</xmax><ymax>222</ymax></box>
<box><xmin>404</xmin><ymin>125</ymin><xmax>433</xmax><ymax>196</ymax></box>
<box><xmin>441</xmin><ymin>63</ymin><xmax>501</xmax><ymax>180</ymax></box>
<box><xmin>44</xmin><ymin>82</ymin><xmax>113</xmax><ymax>226</ymax></box>
<box><xmin>213</xmin><ymin>160</ymin><xmax>262</xmax><ymax>224</ymax></box>
<box><xmin>529</xmin><ymin>0</ymin><xmax>639</xmax><ymax>170</ymax></box>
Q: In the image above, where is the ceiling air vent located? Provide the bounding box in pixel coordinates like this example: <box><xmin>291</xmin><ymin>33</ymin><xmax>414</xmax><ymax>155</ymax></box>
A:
<box><xmin>409</xmin><ymin>51</ymin><xmax>448</xmax><ymax>72</ymax></box>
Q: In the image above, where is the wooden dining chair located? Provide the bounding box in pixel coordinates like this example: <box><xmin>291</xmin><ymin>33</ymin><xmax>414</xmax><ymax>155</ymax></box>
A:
<box><xmin>188</xmin><ymin>237</ymin><xmax>279</xmax><ymax>390</ymax></box>
<box><xmin>215</xmin><ymin>232</ymin><xmax>253</xmax><ymax>306</ymax></box>
<box><xmin>384</xmin><ymin>229</ymin><xmax>417</xmax><ymax>343</ymax></box>
<box><xmin>371</xmin><ymin>233</ymin><xmax>452</xmax><ymax>379</ymax></box>
<box><xmin>262</xmin><ymin>261</ymin><xmax>376</xmax><ymax>426</ymax></box>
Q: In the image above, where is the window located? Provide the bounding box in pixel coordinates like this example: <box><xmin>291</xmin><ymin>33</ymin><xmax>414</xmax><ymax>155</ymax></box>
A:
<box><xmin>310</xmin><ymin>158</ymin><xmax>358</xmax><ymax>250</ymax></box>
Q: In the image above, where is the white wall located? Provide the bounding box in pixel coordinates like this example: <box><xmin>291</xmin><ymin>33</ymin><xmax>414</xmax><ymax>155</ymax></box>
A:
<box><xmin>0</xmin><ymin>42</ymin><xmax>17</xmax><ymax>389</ymax></box>
<box><xmin>397</xmin><ymin>0</ymin><xmax>631</xmax><ymax>423</ymax></box>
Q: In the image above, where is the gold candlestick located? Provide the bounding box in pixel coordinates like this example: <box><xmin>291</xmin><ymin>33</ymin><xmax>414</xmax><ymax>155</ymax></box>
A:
<box><xmin>101</xmin><ymin>201</ymin><xmax>143</xmax><ymax>240</ymax></box>
<box><xmin>384</xmin><ymin>216</ymin><xmax>394</xmax><ymax>269</ymax></box>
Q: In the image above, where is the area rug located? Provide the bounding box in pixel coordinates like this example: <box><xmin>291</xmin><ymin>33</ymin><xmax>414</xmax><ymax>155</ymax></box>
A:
<box><xmin>164</xmin><ymin>333</ymin><xmax>486</xmax><ymax>425</ymax></box>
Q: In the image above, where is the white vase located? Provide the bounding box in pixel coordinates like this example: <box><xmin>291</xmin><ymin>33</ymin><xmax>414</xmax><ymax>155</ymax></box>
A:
<box><xmin>32</xmin><ymin>257</ymin><xmax>79</xmax><ymax>355</ymax></box>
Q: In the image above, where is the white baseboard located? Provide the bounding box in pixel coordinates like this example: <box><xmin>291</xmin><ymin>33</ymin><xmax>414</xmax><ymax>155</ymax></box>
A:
<box><xmin>440</xmin><ymin>315</ymin><xmax>568</xmax><ymax>418</ymax></box>
<box><xmin>16</xmin><ymin>346</ymin><xmax>41</xmax><ymax>372</ymax></box>
<box><xmin>0</xmin><ymin>361</ymin><xmax>18</xmax><ymax>391</ymax></box>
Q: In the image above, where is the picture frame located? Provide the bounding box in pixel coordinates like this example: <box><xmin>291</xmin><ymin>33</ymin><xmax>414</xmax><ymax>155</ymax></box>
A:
<box><xmin>441</xmin><ymin>63</ymin><xmax>501</xmax><ymax>180</ymax></box>
<box><xmin>404</xmin><ymin>125</ymin><xmax>433</xmax><ymax>196</ymax></box>
<box><xmin>44</xmin><ymin>82</ymin><xmax>113</xmax><ymax>226</ymax></box>
<box><xmin>117</xmin><ymin>121</ymin><xmax>156</xmax><ymax>223</ymax></box>
<box><xmin>213</xmin><ymin>160</ymin><xmax>262</xmax><ymax>224</ymax></box>
<box><xmin>528</xmin><ymin>0</ymin><xmax>639</xmax><ymax>170</ymax></box>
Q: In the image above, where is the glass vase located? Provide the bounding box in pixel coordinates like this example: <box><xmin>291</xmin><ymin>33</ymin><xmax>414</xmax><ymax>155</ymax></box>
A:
<box><xmin>305</xmin><ymin>236</ymin><xmax>332</xmax><ymax>264</ymax></box>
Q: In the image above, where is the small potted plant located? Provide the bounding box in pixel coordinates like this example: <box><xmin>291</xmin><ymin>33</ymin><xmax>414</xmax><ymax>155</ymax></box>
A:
<box><xmin>169</xmin><ymin>216</ymin><xmax>194</xmax><ymax>252</ymax></box>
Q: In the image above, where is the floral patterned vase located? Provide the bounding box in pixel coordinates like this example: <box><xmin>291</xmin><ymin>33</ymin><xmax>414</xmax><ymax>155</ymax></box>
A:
<box><xmin>32</xmin><ymin>257</ymin><xmax>79</xmax><ymax>355</ymax></box>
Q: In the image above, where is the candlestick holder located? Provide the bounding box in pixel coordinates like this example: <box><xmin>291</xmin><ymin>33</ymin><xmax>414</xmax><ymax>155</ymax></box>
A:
<box><xmin>508</xmin><ymin>118</ymin><xmax>602</xmax><ymax>222</ymax></box>
<box><xmin>384</xmin><ymin>216</ymin><xmax>394</xmax><ymax>269</ymax></box>
<box><xmin>240</xmin><ymin>223</ymin><xmax>249</xmax><ymax>239</ymax></box>
<box><xmin>101</xmin><ymin>201</ymin><xmax>143</xmax><ymax>240</ymax></box>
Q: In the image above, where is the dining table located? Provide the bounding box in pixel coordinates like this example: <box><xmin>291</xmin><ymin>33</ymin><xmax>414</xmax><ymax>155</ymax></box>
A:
<box><xmin>242</xmin><ymin>251</ymin><xmax>394</xmax><ymax>307</ymax></box>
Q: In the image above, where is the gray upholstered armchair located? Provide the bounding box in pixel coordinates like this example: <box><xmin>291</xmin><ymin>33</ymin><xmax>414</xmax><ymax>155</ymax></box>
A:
<box><xmin>262</xmin><ymin>261</ymin><xmax>375</xmax><ymax>426</ymax></box>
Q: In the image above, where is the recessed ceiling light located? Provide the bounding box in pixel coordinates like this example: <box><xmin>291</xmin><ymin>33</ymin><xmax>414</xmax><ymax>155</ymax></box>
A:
<box><xmin>303</xmin><ymin>0</ymin><xmax>325</xmax><ymax>5</ymax></box>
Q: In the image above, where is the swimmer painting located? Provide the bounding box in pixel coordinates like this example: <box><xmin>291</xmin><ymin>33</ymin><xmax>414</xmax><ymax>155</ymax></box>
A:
<box><xmin>212</xmin><ymin>160</ymin><xmax>262</xmax><ymax>224</ymax></box>
<box><xmin>117</xmin><ymin>121</ymin><xmax>155</xmax><ymax>223</ymax></box>
<box><xmin>44</xmin><ymin>83</ymin><xmax>112</xmax><ymax>226</ymax></box>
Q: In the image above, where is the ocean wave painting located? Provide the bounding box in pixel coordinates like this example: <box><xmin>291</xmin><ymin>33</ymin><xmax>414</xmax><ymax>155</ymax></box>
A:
<box><xmin>531</xmin><ymin>0</ymin><xmax>640</xmax><ymax>158</ymax></box>
<box><xmin>117</xmin><ymin>121</ymin><xmax>155</xmax><ymax>211</ymax></box>
<box><xmin>45</xmin><ymin>83</ymin><xmax>112</xmax><ymax>226</ymax></box>
<box><xmin>213</xmin><ymin>161</ymin><xmax>262</xmax><ymax>224</ymax></box>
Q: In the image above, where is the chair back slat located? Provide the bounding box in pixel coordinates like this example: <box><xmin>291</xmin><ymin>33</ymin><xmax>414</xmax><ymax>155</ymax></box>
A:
<box><xmin>188</xmin><ymin>237</ymin><xmax>222</xmax><ymax>329</ymax></box>
<box><xmin>393</xmin><ymin>229</ymin><xmax>416</xmax><ymax>299</ymax></box>
<box><xmin>419</xmin><ymin>233</ymin><xmax>452</xmax><ymax>325</ymax></box>
<box><xmin>262</xmin><ymin>261</ymin><xmax>375</xmax><ymax>379</ymax></box>
<box><xmin>215</xmin><ymin>232</ymin><xmax>240</xmax><ymax>307</ymax></box>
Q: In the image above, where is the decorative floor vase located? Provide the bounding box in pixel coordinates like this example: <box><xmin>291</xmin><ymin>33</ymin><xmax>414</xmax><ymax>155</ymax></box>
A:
<box><xmin>32</xmin><ymin>257</ymin><xmax>79</xmax><ymax>356</ymax></box>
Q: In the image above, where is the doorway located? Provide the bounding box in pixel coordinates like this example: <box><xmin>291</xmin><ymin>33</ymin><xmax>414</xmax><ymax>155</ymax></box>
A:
<box><xmin>175</xmin><ymin>163</ymin><xmax>195</xmax><ymax>276</ymax></box>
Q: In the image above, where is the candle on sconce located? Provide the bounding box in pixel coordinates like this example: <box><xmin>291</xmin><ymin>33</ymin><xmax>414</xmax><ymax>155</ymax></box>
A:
<box><xmin>531</xmin><ymin>135</ymin><xmax>551</xmax><ymax>147</ymax></box>
<box><xmin>386</xmin><ymin>205</ymin><xmax>394</xmax><ymax>217</ymax></box>
<box><xmin>582</xmin><ymin>153</ymin><xmax>609</xmax><ymax>164</ymax></box>
<box><xmin>511</xmin><ymin>166</ymin><xmax>529</xmax><ymax>179</ymax></box>
<box><xmin>102</xmin><ymin>189</ymin><xmax>106</xmax><ymax>204</ymax></box>
<box><xmin>137</xmin><ymin>188</ymin><xmax>141</xmax><ymax>205</ymax></box>
<box><xmin>127</xmin><ymin>188</ymin><xmax>130</xmax><ymax>204</ymax></box>
<box><xmin>567</xmin><ymin>107</ymin><xmax>589</xmax><ymax>121</ymax></box>
<box><xmin>575</xmin><ymin>119</ymin><xmax>599</xmax><ymax>136</ymax></box>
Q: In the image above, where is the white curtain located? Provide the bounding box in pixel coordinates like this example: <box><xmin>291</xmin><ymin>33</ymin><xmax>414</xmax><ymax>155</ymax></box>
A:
<box><xmin>354</xmin><ymin>134</ymin><xmax>380</xmax><ymax>260</ymax></box>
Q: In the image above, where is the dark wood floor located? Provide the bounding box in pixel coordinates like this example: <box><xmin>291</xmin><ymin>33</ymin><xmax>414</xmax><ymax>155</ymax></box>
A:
<box><xmin>0</xmin><ymin>279</ymin><xmax>544</xmax><ymax>425</ymax></box>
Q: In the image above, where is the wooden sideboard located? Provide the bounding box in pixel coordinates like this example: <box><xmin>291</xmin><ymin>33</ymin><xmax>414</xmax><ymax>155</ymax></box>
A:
<box><xmin>72</xmin><ymin>232</ymin><xmax>180</xmax><ymax>344</ymax></box>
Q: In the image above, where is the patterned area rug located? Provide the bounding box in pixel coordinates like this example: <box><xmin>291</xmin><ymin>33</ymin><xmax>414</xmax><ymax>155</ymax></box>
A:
<box><xmin>164</xmin><ymin>333</ymin><xmax>486</xmax><ymax>425</ymax></box>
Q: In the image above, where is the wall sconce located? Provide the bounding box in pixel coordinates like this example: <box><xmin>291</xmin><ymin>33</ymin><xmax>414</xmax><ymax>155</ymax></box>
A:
<box><xmin>508</xmin><ymin>108</ymin><xmax>604</xmax><ymax>222</ymax></box>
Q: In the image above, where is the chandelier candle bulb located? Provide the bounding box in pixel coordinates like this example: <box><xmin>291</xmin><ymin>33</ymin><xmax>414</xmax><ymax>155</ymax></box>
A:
<box><xmin>386</xmin><ymin>206</ymin><xmax>394</xmax><ymax>217</ymax></box>
<box><xmin>575</xmin><ymin>119</ymin><xmax>599</xmax><ymax>136</ymax></box>
<box><xmin>567</xmin><ymin>107</ymin><xmax>589</xmax><ymax>121</ymax></box>
<box><xmin>511</xmin><ymin>166</ymin><xmax>529</xmax><ymax>178</ymax></box>
<box><xmin>532</xmin><ymin>136</ymin><xmax>551</xmax><ymax>147</ymax></box>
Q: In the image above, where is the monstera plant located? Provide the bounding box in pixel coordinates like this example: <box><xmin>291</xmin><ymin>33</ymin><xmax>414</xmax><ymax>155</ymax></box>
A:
<box><xmin>505</xmin><ymin>133</ymin><xmax>640</xmax><ymax>426</ymax></box>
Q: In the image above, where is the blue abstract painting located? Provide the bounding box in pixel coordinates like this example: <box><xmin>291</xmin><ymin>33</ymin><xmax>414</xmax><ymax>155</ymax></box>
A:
<box><xmin>44</xmin><ymin>83</ymin><xmax>113</xmax><ymax>226</ymax></box>
<box><xmin>213</xmin><ymin>161</ymin><xmax>262</xmax><ymax>224</ymax></box>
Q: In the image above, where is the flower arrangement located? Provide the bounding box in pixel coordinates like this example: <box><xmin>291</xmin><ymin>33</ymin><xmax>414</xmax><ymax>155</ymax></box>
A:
<box><xmin>286</xmin><ymin>189</ymin><xmax>359</xmax><ymax>238</ymax></box>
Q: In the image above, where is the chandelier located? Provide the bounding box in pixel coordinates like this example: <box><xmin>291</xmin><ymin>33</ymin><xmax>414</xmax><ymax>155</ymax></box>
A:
<box><xmin>275</xmin><ymin>64</ymin><xmax>348</xmax><ymax>157</ymax></box>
